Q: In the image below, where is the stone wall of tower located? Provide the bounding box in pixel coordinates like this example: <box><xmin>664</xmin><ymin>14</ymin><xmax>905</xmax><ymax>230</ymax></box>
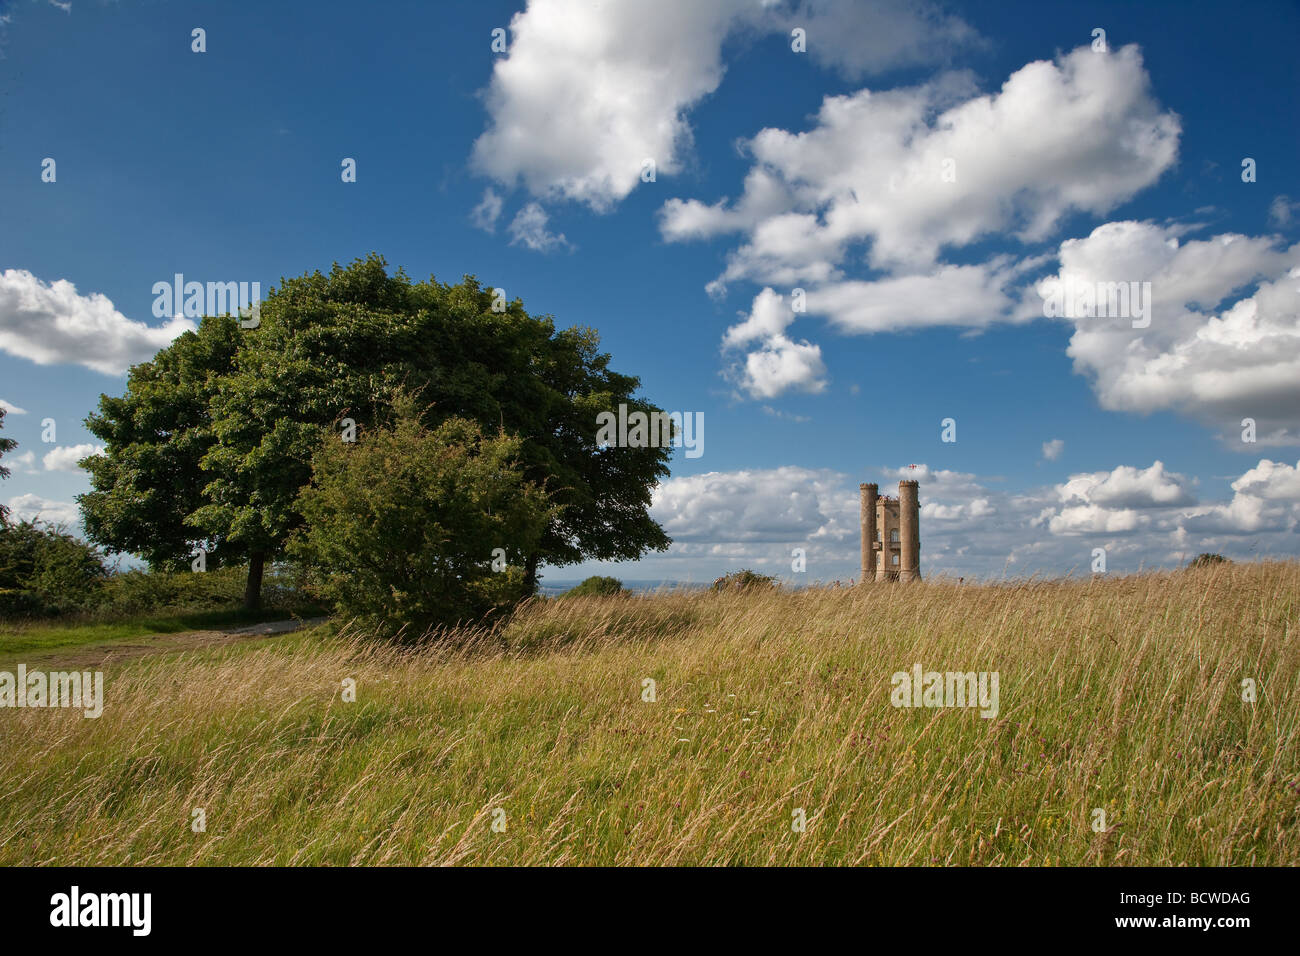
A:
<box><xmin>899</xmin><ymin>480</ymin><xmax>921</xmax><ymax>582</ymax></box>
<box><xmin>859</xmin><ymin>480</ymin><xmax>921</xmax><ymax>583</ymax></box>
<box><xmin>877</xmin><ymin>497</ymin><xmax>900</xmax><ymax>580</ymax></box>
<box><xmin>859</xmin><ymin>483</ymin><xmax>877</xmax><ymax>584</ymax></box>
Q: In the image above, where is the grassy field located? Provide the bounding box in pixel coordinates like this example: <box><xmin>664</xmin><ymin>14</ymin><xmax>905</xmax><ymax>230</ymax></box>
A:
<box><xmin>0</xmin><ymin>608</ymin><xmax>300</xmax><ymax>665</ymax></box>
<box><xmin>0</xmin><ymin>561</ymin><xmax>1296</xmax><ymax>866</ymax></box>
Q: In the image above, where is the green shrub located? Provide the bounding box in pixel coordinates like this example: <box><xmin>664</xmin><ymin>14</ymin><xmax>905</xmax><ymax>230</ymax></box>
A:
<box><xmin>0</xmin><ymin>520</ymin><xmax>109</xmax><ymax>617</ymax></box>
<box><xmin>710</xmin><ymin>569</ymin><xmax>777</xmax><ymax>593</ymax></box>
<box><xmin>563</xmin><ymin>576</ymin><xmax>626</xmax><ymax>598</ymax></box>
<box><xmin>94</xmin><ymin>566</ymin><xmax>247</xmax><ymax>615</ymax></box>
<box><xmin>289</xmin><ymin>400</ymin><xmax>557</xmax><ymax>636</ymax></box>
<box><xmin>1188</xmin><ymin>552</ymin><xmax>1231</xmax><ymax>569</ymax></box>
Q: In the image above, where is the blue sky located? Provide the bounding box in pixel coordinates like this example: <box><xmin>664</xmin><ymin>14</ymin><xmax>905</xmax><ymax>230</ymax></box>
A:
<box><xmin>1</xmin><ymin>0</ymin><xmax>1298</xmax><ymax>584</ymax></box>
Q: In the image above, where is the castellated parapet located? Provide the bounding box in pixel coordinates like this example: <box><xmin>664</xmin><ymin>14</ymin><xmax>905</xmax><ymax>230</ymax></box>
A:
<box><xmin>859</xmin><ymin>480</ymin><xmax>921</xmax><ymax>583</ymax></box>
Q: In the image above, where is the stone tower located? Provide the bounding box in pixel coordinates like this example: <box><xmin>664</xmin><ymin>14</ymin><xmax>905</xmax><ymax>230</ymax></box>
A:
<box><xmin>859</xmin><ymin>480</ymin><xmax>921</xmax><ymax>583</ymax></box>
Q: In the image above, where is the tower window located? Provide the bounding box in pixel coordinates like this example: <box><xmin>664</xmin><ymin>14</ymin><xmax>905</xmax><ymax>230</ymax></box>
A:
<box><xmin>891</xmin><ymin>554</ymin><xmax>899</xmax><ymax>566</ymax></box>
<box><xmin>890</xmin><ymin>529</ymin><xmax>899</xmax><ymax>543</ymax></box>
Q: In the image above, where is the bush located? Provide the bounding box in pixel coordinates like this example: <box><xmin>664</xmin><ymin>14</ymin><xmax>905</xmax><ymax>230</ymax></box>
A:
<box><xmin>563</xmin><ymin>576</ymin><xmax>626</xmax><ymax>598</ymax></box>
<box><xmin>0</xmin><ymin>520</ymin><xmax>109</xmax><ymax>617</ymax></box>
<box><xmin>289</xmin><ymin>401</ymin><xmax>557</xmax><ymax>636</ymax></box>
<box><xmin>1188</xmin><ymin>552</ymin><xmax>1231</xmax><ymax>569</ymax></box>
<box><xmin>710</xmin><ymin>569</ymin><xmax>777</xmax><ymax>593</ymax></box>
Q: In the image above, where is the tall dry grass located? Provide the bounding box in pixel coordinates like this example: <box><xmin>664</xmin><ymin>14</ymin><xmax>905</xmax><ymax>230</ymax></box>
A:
<box><xmin>0</xmin><ymin>562</ymin><xmax>1296</xmax><ymax>865</ymax></box>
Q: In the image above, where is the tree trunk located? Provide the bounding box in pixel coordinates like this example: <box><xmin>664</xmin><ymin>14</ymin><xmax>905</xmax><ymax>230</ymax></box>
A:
<box><xmin>243</xmin><ymin>551</ymin><xmax>266</xmax><ymax>611</ymax></box>
<box><xmin>523</xmin><ymin>552</ymin><xmax>540</xmax><ymax>596</ymax></box>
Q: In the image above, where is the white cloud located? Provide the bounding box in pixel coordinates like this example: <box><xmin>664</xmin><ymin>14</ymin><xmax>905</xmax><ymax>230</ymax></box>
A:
<box><xmin>652</xmin><ymin>465</ymin><xmax>853</xmax><ymax>545</ymax></box>
<box><xmin>1182</xmin><ymin>461</ymin><xmax>1300</xmax><ymax>536</ymax></box>
<box><xmin>660</xmin><ymin>168</ymin><xmax>795</xmax><ymax>243</ymax></box>
<box><xmin>1042</xmin><ymin>439</ymin><xmax>1064</xmax><ymax>461</ymax></box>
<box><xmin>665</xmin><ymin>44</ymin><xmax>1180</xmax><ymax>284</ymax></box>
<box><xmin>734</xmin><ymin>336</ymin><xmax>827</xmax><ymax>399</ymax></box>
<box><xmin>470</xmin><ymin>188</ymin><xmax>504</xmax><ymax>232</ymax></box>
<box><xmin>473</xmin><ymin>0</ymin><xmax>984</xmax><ymax>213</ymax></box>
<box><xmin>1046</xmin><ymin>503</ymin><xmax>1145</xmax><ymax>536</ymax></box>
<box><xmin>1046</xmin><ymin>221</ymin><xmax>1300</xmax><ymax>442</ymax></box>
<box><xmin>722</xmin><ymin>288</ymin><xmax>827</xmax><ymax>399</ymax></box>
<box><xmin>0</xmin><ymin>269</ymin><xmax>195</xmax><ymax>376</ymax></box>
<box><xmin>472</xmin><ymin>0</ymin><xmax>749</xmax><ymax>211</ymax></box>
<box><xmin>508</xmin><ymin>202</ymin><xmax>571</xmax><ymax>252</ymax></box>
<box><xmin>804</xmin><ymin>256</ymin><xmax>1044</xmax><ymax>334</ymax></box>
<box><xmin>722</xmin><ymin>286</ymin><xmax>793</xmax><ymax>349</ymax></box>
<box><xmin>0</xmin><ymin>399</ymin><xmax>28</xmax><ymax>415</ymax></box>
<box><xmin>1057</xmin><ymin>461</ymin><xmax>1196</xmax><ymax>510</ymax></box>
<box><xmin>42</xmin><ymin>443</ymin><xmax>104</xmax><ymax>472</ymax></box>
<box><xmin>6</xmin><ymin>493</ymin><xmax>80</xmax><ymax>528</ymax></box>
<box><xmin>1230</xmin><ymin>459</ymin><xmax>1300</xmax><ymax>500</ymax></box>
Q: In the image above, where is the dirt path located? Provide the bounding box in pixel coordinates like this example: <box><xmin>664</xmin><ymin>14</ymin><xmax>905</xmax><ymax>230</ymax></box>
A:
<box><xmin>28</xmin><ymin>616</ymin><xmax>330</xmax><ymax>670</ymax></box>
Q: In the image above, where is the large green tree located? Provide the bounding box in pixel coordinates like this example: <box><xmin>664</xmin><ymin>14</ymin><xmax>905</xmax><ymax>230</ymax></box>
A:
<box><xmin>80</xmin><ymin>255</ymin><xmax>673</xmax><ymax>608</ymax></box>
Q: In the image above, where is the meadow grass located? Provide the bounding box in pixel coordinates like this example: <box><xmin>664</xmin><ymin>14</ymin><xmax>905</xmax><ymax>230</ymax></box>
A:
<box><xmin>0</xmin><ymin>561</ymin><xmax>1296</xmax><ymax>866</ymax></box>
<box><xmin>0</xmin><ymin>607</ymin><xmax>299</xmax><ymax>665</ymax></box>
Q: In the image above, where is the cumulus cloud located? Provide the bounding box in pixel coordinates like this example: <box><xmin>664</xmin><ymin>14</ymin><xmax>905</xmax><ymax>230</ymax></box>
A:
<box><xmin>507</xmin><ymin>202</ymin><xmax>571</xmax><ymax>252</ymax></box>
<box><xmin>1045</xmin><ymin>503</ymin><xmax>1146</xmax><ymax>536</ymax></box>
<box><xmin>1182</xmin><ymin>460</ymin><xmax>1300</xmax><ymax>536</ymax></box>
<box><xmin>0</xmin><ymin>269</ymin><xmax>195</xmax><ymax>375</ymax></box>
<box><xmin>41</xmin><ymin>443</ymin><xmax>104</xmax><ymax>472</ymax></box>
<box><xmin>1229</xmin><ymin>459</ymin><xmax>1300</xmax><ymax>501</ymax></box>
<box><xmin>0</xmin><ymin>399</ymin><xmax>28</xmax><ymax>415</ymax></box>
<box><xmin>1057</xmin><ymin>461</ymin><xmax>1196</xmax><ymax>510</ymax></box>
<box><xmin>1042</xmin><ymin>439</ymin><xmax>1064</xmax><ymax>461</ymax></box>
<box><xmin>733</xmin><ymin>337</ymin><xmax>827</xmax><ymax>400</ymax></box>
<box><xmin>472</xmin><ymin>0</ymin><xmax>749</xmax><ymax>211</ymax></box>
<box><xmin>1043</xmin><ymin>220</ymin><xmax>1300</xmax><ymax>442</ymax></box>
<box><xmin>722</xmin><ymin>288</ymin><xmax>827</xmax><ymax>399</ymax></box>
<box><xmin>474</xmin><ymin>0</ymin><xmax>984</xmax><ymax>212</ymax></box>
<box><xmin>664</xmin><ymin>44</ymin><xmax>1180</xmax><ymax>285</ymax></box>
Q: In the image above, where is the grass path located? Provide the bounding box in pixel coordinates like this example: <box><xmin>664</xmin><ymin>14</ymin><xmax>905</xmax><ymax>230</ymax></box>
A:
<box><xmin>0</xmin><ymin>610</ymin><xmax>327</xmax><ymax>669</ymax></box>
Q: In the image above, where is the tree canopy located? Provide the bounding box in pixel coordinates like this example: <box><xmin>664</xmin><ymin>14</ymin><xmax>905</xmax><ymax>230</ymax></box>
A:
<box><xmin>80</xmin><ymin>254</ymin><xmax>673</xmax><ymax>608</ymax></box>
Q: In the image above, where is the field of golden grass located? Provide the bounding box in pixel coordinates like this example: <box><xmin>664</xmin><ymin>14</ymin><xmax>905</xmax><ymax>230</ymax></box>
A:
<box><xmin>1</xmin><ymin>561</ymin><xmax>1296</xmax><ymax>865</ymax></box>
